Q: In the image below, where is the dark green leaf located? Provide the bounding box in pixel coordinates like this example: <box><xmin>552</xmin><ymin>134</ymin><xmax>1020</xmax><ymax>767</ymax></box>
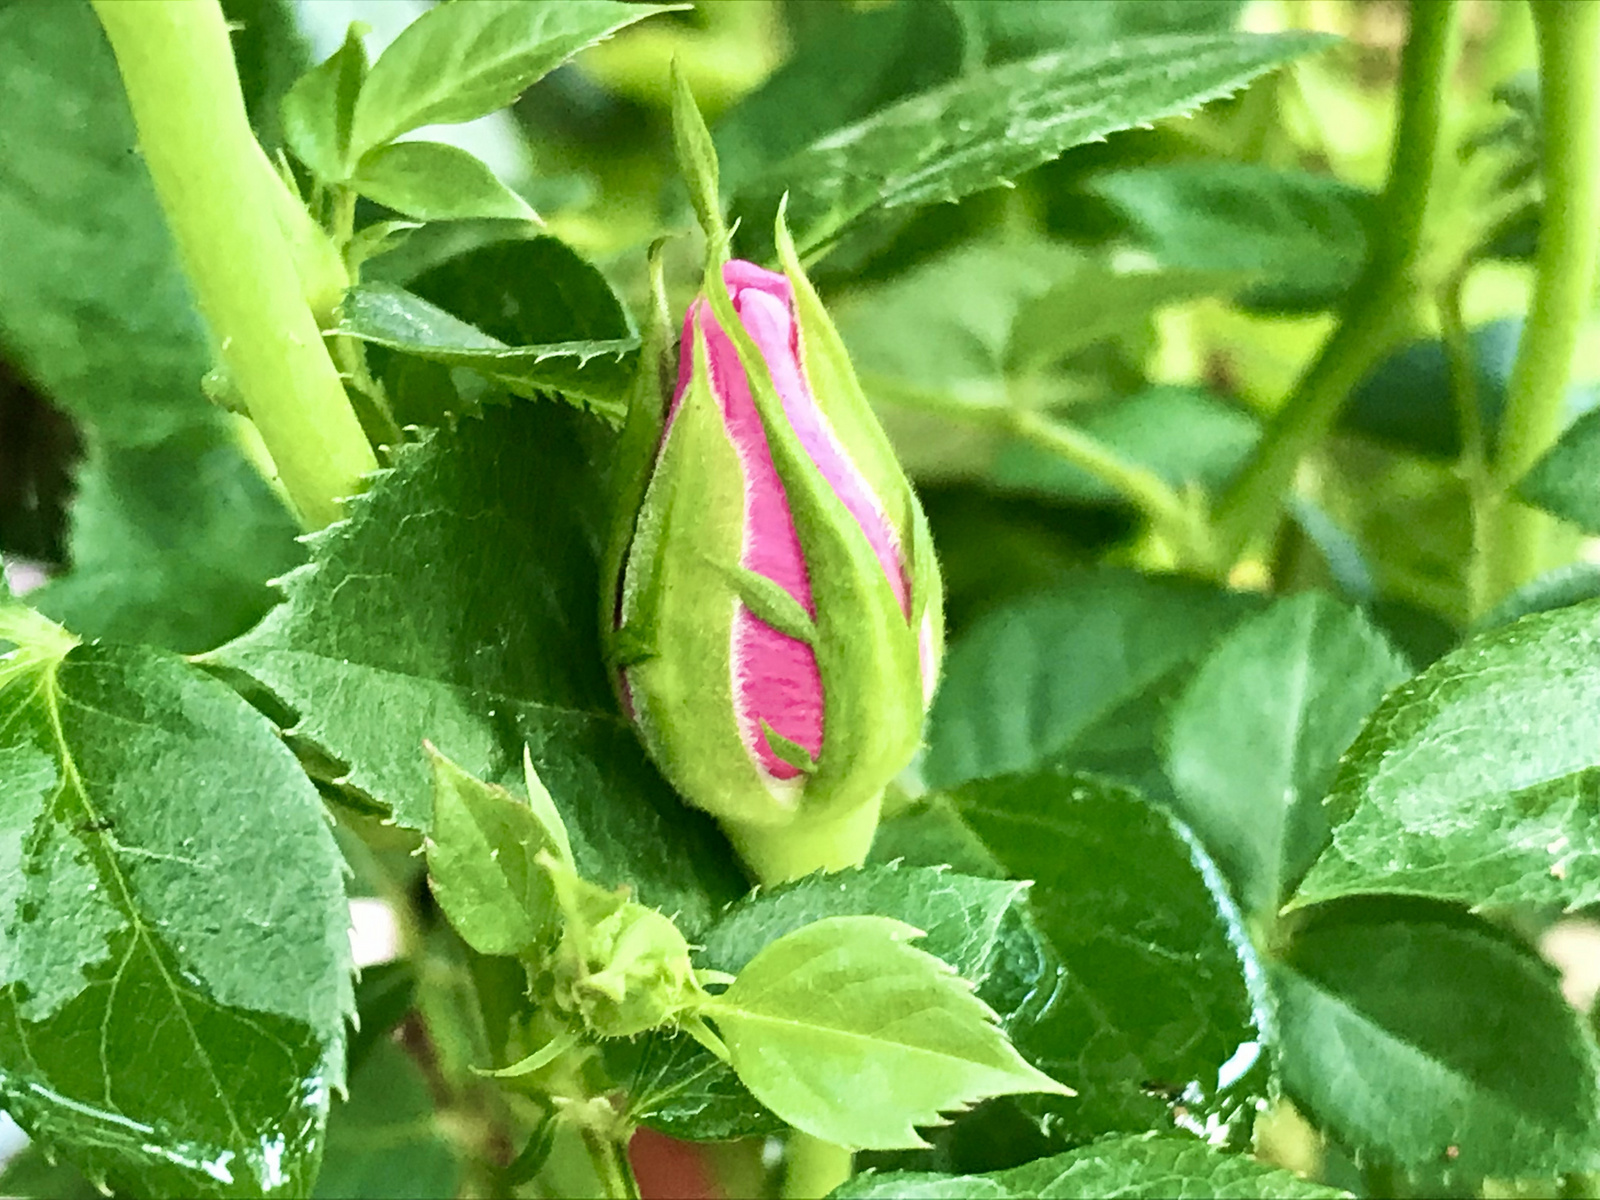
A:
<box><xmin>1341</xmin><ymin>318</ymin><xmax>1600</xmax><ymax>460</ymax></box>
<box><xmin>712</xmin><ymin>0</ymin><xmax>964</xmax><ymax>197</ymax></box>
<box><xmin>281</xmin><ymin>22</ymin><xmax>368</xmax><ymax>182</ymax></box>
<box><xmin>1164</xmin><ymin>595</ymin><xmax>1408</xmax><ymax>919</ymax></box>
<box><xmin>1271</xmin><ymin>900</ymin><xmax>1600</xmax><ymax>1177</ymax></box>
<box><xmin>954</xmin><ymin>0</ymin><xmax>1245</xmax><ymax>64</ymax></box>
<box><xmin>210</xmin><ymin>402</ymin><xmax>744</xmax><ymax>933</ymax></box>
<box><xmin>732</xmin><ymin>32</ymin><xmax>1331</xmax><ymax>257</ymax></box>
<box><xmin>349</xmin><ymin>141</ymin><xmax>537</xmax><ymax>222</ymax></box>
<box><xmin>312</xmin><ymin>1042</ymin><xmax>461</xmax><ymax>1200</ymax></box>
<box><xmin>990</xmin><ymin>388</ymin><xmax>1260</xmax><ymax>506</ymax></box>
<box><xmin>925</xmin><ymin>570</ymin><xmax>1257</xmax><ymax>790</ymax></box>
<box><xmin>0</xmin><ymin>0</ymin><xmax>209</xmax><ymax>448</ymax></box>
<box><xmin>707</xmin><ymin>916</ymin><xmax>1067</xmax><ymax>1150</ymax></box>
<box><xmin>950</xmin><ymin>770</ymin><xmax>1264</xmax><ymax>1143</ymax></box>
<box><xmin>29</xmin><ymin>428</ymin><xmax>303</xmax><ymax>654</ymax></box>
<box><xmin>349</xmin><ymin>0</ymin><xmax>678</xmax><ymax>158</ymax></box>
<box><xmin>1520</xmin><ymin>405</ymin><xmax>1600</xmax><ymax>533</ymax></box>
<box><xmin>1292</xmin><ymin>601</ymin><xmax>1600</xmax><ymax>911</ymax></box>
<box><xmin>622</xmin><ymin>862</ymin><xmax>1048</xmax><ymax>1141</ymax></box>
<box><xmin>0</xmin><ymin>635</ymin><xmax>352</xmax><ymax>1197</ymax></box>
<box><xmin>338</xmin><ymin>283</ymin><xmax>634</xmax><ymax>420</ymax></box>
<box><xmin>837</xmin><ymin>1132</ymin><xmax>1346</xmax><ymax>1199</ymax></box>
<box><xmin>0</xmin><ymin>1145</ymin><xmax>102</xmax><ymax>1200</ymax></box>
<box><xmin>1088</xmin><ymin>163</ymin><xmax>1372</xmax><ymax>312</ymax></box>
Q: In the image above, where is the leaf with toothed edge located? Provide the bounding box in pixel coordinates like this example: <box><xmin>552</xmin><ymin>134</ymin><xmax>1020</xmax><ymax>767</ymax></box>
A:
<box><xmin>0</xmin><ymin>614</ymin><xmax>353</xmax><ymax>1198</ymax></box>
<box><xmin>208</xmin><ymin>402</ymin><xmax>745</xmax><ymax>935</ymax></box>
<box><xmin>730</xmin><ymin>32</ymin><xmax>1334</xmax><ymax>257</ymax></box>
<box><xmin>338</xmin><ymin>283</ymin><xmax>637</xmax><ymax>421</ymax></box>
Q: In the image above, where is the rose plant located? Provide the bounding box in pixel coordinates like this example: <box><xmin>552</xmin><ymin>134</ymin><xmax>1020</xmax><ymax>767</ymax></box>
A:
<box><xmin>2</xmin><ymin>1</ymin><xmax>1600</xmax><ymax>1199</ymax></box>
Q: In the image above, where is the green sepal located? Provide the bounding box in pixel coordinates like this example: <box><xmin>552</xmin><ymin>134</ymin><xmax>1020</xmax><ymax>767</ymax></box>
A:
<box><xmin>670</xmin><ymin>59</ymin><xmax>728</xmax><ymax>253</ymax></box>
<box><xmin>602</xmin><ymin>240</ymin><xmax>674</xmax><ymax>666</ymax></box>
<box><xmin>714</xmin><ymin>561</ymin><xmax>819</xmax><ymax>646</ymax></box>
<box><xmin>775</xmin><ymin>201</ymin><xmax>944</xmax><ymax>645</ymax></box>
<box><xmin>700</xmin><ymin>265</ymin><xmax>924</xmax><ymax>823</ymax></box>
<box><xmin>762</xmin><ymin>721</ymin><xmax>818</xmax><ymax>775</ymax></box>
<box><xmin>619</xmin><ymin>324</ymin><xmax>783</xmax><ymax>827</ymax></box>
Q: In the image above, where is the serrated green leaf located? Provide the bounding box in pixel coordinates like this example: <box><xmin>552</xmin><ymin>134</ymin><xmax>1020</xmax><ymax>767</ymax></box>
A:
<box><xmin>281</xmin><ymin>21</ymin><xmax>368</xmax><ymax>182</ymax></box>
<box><xmin>670</xmin><ymin>60</ymin><xmax>725</xmax><ymax>246</ymax></box>
<box><xmin>925</xmin><ymin>570</ymin><xmax>1258</xmax><ymax>791</ymax></box>
<box><xmin>732</xmin><ymin>32</ymin><xmax>1332</xmax><ymax>257</ymax></box>
<box><xmin>209</xmin><ymin>402</ymin><xmax>743</xmax><ymax>934</ymax></box>
<box><xmin>1087</xmin><ymin>163</ymin><xmax>1372</xmax><ymax>313</ymax></box>
<box><xmin>424</xmin><ymin>745</ymin><xmax>562</xmax><ymax>957</ymax></box>
<box><xmin>313</xmin><ymin>1041</ymin><xmax>462</xmax><ymax>1200</ymax></box>
<box><xmin>0</xmin><ymin>636</ymin><xmax>352</xmax><ymax>1197</ymax></box>
<box><xmin>1271</xmin><ymin>900</ymin><xmax>1600</xmax><ymax>1178</ymax></box>
<box><xmin>1520</xmin><ymin>405</ymin><xmax>1600</xmax><ymax>533</ymax></box>
<box><xmin>350</xmin><ymin>141</ymin><xmax>537</xmax><ymax>222</ymax></box>
<box><xmin>619</xmin><ymin>862</ymin><xmax>1046</xmax><ymax>1141</ymax></box>
<box><xmin>1292</xmin><ymin>601</ymin><xmax>1600</xmax><ymax>911</ymax></box>
<box><xmin>948</xmin><ymin>771</ymin><xmax>1263</xmax><ymax>1143</ymax></box>
<box><xmin>706</xmin><ymin>916</ymin><xmax>1068</xmax><ymax>1150</ymax></box>
<box><xmin>836</xmin><ymin>1132</ymin><xmax>1347</xmax><ymax>1199</ymax></box>
<box><xmin>338</xmin><ymin>283</ymin><xmax>635</xmax><ymax>420</ymax></box>
<box><xmin>1164</xmin><ymin>594</ymin><xmax>1409</xmax><ymax>920</ymax></box>
<box><xmin>349</xmin><ymin>0</ymin><xmax>679</xmax><ymax>159</ymax></box>
<box><xmin>29</xmin><ymin>428</ymin><xmax>304</xmax><ymax>654</ymax></box>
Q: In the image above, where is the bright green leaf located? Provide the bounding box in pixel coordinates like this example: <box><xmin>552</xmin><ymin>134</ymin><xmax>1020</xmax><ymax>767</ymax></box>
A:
<box><xmin>350</xmin><ymin>141</ymin><xmax>537</xmax><ymax>222</ymax></box>
<box><xmin>209</xmin><ymin>402</ymin><xmax>744</xmax><ymax>934</ymax></box>
<box><xmin>732</xmin><ymin>32</ymin><xmax>1332</xmax><ymax>257</ymax></box>
<box><xmin>338</xmin><ymin>283</ymin><xmax>635</xmax><ymax>420</ymax></box>
<box><xmin>349</xmin><ymin>0</ymin><xmax>679</xmax><ymax>159</ymax></box>
<box><xmin>1292</xmin><ymin>601</ymin><xmax>1600</xmax><ymax>911</ymax></box>
<box><xmin>1164</xmin><ymin>594</ymin><xmax>1408</xmax><ymax>919</ymax></box>
<box><xmin>618</xmin><ymin>863</ymin><xmax>1048</xmax><ymax>1140</ymax></box>
<box><xmin>925</xmin><ymin>570</ymin><xmax>1258</xmax><ymax>791</ymax></box>
<box><xmin>424</xmin><ymin>745</ymin><xmax>564</xmax><ymax>957</ymax></box>
<box><xmin>836</xmin><ymin>1132</ymin><xmax>1347</xmax><ymax>1198</ymax></box>
<box><xmin>949</xmin><ymin>770</ymin><xmax>1264</xmax><ymax>1143</ymax></box>
<box><xmin>0</xmin><ymin>633</ymin><xmax>352</xmax><ymax>1197</ymax></box>
<box><xmin>281</xmin><ymin>21</ymin><xmax>368</xmax><ymax>182</ymax></box>
<box><xmin>707</xmin><ymin>916</ymin><xmax>1069</xmax><ymax>1150</ymax></box>
<box><xmin>1271</xmin><ymin>900</ymin><xmax>1600</xmax><ymax>1178</ymax></box>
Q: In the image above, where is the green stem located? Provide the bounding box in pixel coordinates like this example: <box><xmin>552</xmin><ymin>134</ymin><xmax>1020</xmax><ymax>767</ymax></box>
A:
<box><xmin>1438</xmin><ymin>265</ymin><xmax>1496</xmax><ymax>620</ymax></box>
<box><xmin>582</xmin><ymin>1126</ymin><xmax>640</xmax><ymax>1200</ymax></box>
<box><xmin>1002</xmin><ymin>407</ymin><xmax>1216</xmax><ymax>572</ymax></box>
<box><xmin>1480</xmin><ymin>0</ymin><xmax>1600</xmax><ymax>604</ymax></box>
<box><xmin>1211</xmin><ymin>0</ymin><xmax>1460</xmax><ymax>563</ymax></box>
<box><xmin>723</xmin><ymin>792</ymin><xmax>882</xmax><ymax>887</ymax></box>
<box><xmin>91</xmin><ymin>0</ymin><xmax>376</xmax><ymax>531</ymax></box>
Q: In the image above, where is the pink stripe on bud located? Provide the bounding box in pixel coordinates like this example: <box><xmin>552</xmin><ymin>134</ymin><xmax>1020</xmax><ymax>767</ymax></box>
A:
<box><xmin>670</xmin><ymin>262</ymin><xmax>913</xmax><ymax>782</ymax></box>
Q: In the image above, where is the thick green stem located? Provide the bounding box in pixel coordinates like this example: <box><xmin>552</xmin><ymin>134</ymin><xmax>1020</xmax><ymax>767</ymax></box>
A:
<box><xmin>1480</xmin><ymin>0</ymin><xmax>1600</xmax><ymax>604</ymax></box>
<box><xmin>92</xmin><ymin>0</ymin><xmax>376</xmax><ymax>531</ymax></box>
<box><xmin>783</xmin><ymin>1132</ymin><xmax>853</xmax><ymax>1200</ymax></box>
<box><xmin>1212</xmin><ymin>0</ymin><xmax>1459</xmax><ymax>562</ymax></box>
<box><xmin>723</xmin><ymin>792</ymin><xmax>882</xmax><ymax>888</ymax></box>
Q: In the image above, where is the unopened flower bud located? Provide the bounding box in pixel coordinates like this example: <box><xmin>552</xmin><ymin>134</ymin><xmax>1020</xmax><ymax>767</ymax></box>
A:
<box><xmin>607</xmin><ymin>224</ymin><xmax>943</xmax><ymax>878</ymax></box>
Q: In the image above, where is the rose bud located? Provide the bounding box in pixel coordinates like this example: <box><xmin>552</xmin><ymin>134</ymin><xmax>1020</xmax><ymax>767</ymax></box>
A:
<box><xmin>605</xmin><ymin>219</ymin><xmax>942</xmax><ymax>883</ymax></box>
